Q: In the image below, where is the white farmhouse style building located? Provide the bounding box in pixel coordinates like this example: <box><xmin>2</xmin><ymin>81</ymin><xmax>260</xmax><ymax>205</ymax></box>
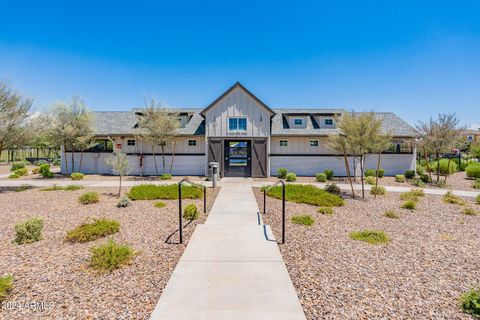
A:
<box><xmin>61</xmin><ymin>82</ymin><xmax>417</xmax><ymax>177</ymax></box>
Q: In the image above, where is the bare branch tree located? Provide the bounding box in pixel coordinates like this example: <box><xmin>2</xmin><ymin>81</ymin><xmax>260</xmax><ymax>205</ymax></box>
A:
<box><xmin>106</xmin><ymin>143</ymin><xmax>131</xmax><ymax>197</ymax></box>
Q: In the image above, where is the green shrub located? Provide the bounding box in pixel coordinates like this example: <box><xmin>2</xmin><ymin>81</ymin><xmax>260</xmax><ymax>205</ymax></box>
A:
<box><xmin>31</xmin><ymin>167</ymin><xmax>40</xmax><ymax>174</ymax></box>
<box><xmin>370</xmin><ymin>185</ymin><xmax>386</xmax><ymax>195</ymax></box>
<box><xmin>89</xmin><ymin>240</ymin><xmax>134</xmax><ymax>272</ymax></box>
<box><xmin>127</xmin><ymin>184</ymin><xmax>202</xmax><ymax>200</ymax></box>
<box><xmin>291</xmin><ymin>214</ymin><xmax>315</xmax><ymax>226</ymax></box>
<box><xmin>15</xmin><ymin>184</ymin><xmax>34</xmax><ymax>192</ymax></box>
<box><xmin>404</xmin><ymin>170</ymin><xmax>416</xmax><ymax>179</ymax></box>
<box><xmin>420</xmin><ymin>173</ymin><xmax>430</xmax><ymax>183</ymax></box>
<box><xmin>401</xmin><ymin>200</ymin><xmax>416</xmax><ymax>210</ymax></box>
<box><xmin>349</xmin><ymin>230</ymin><xmax>390</xmax><ymax>245</ymax></box>
<box><xmin>411</xmin><ymin>189</ymin><xmax>425</xmax><ymax>197</ymax></box>
<box><xmin>365</xmin><ymin>176</ymin><xmax>376</xmax><ymax>185</ymax></box>
<box><xmin>376</xmin><ymin>169</ymin><xmax>385</xmax><ymax>178</ymax></box>
<box><xmin>463</xmin><ymin>207</ymin><xmax>478</xmax><ymax>216</ymax></box>
<box><xmin>64</xmin><ymin>184</ymin><xmax>83</xmax><ymax>191</ymax></box>
<box><xmin>365</xmin><ymin>169</ymin><xmax>375</xmax><ymax>177</ymax></box>
<box><xmin>8</xmin><ymin>173</ymin><xmax>20</xmax><ymax>179</ymax></box>
<box><xmin>324</xmin><ymin>169</ymin><xmax>334</xmax><ymax>180</ymax></box>
<box><xmin>183</xmin><ymin>204</ymin><xmax>199</xmax><ymax>220</ymax></box>
<box><xmin>70</xmin><ymin>172</ymin><xmax>84</xmax><ymax>180</ymax></box>
<box><xmin>466</xmin><ymin>163</ymin><xmax>480</xmax><ymax>179</ymax></box>
<box><xmin>318</xmin><ymin>207</ymin><xmax>333</xmax><ymax>215</ymax></box>
<box><xmin>416</xmin><ymin>165</ymin><xmax>425</xmax><ymax>176</ymax></box>
<box><xmin>265</xmin><ymin>184</ymin><xmax>344</xmax><ymax>207</ymax></box>
<box><xmin>14</xmin><ymin>168</ymin><xmax>28</xmax><ymax>176</ymax></box>
<box><xmin>116</xmin><ymin>195</ymin><xmax>131</xmax><ymax>208</ymax></box>
<box><xmin>324</xmin><ymin>183</ymin><xmax>341</xmax><ymax>196</ymax></box>
<box><xmin>477</xmin><ymin>194</ymin><xmax>480</xmax><ymax>205</ymax></box>
<box><xmin>285</xmin><ymin>172</ymin><xmax>297</xmax><ymax>182</ymax></box>
<box><xmin>316</xmin><ymin>173</ymin><xmax>327</xmax><ymax>182</ymax></box>
<box><xmin>14</xmin><ymin>217</ymin><xmax>44</xmax><ymax>244</ymax></box>
<box><xmin>53</xmin><ymin>158</ymin><xmax>61</xmax><ymax>166</ymax></box>
<box><xmin>460</xmin><ymin>288</ymin><xmax>480</xmax><ymax>317</ymax></box>
<box><xmin>431</xmin><ymin>159</ymin><xmax>457</xmax><ymax>175</ymax></box>
<box><xmin>443</xmin><ymin>191</ymin><xmax>465</xmax><ymax>206</ymax></box>
<box><xmin>412</xmin><ymin>179</ymin><xmax>426</xmax><ymax>188</ymax></box>
<box><xmin>473</xmin><ymin>179</ymin><xmax>480</xmax><ymax>189</ymax></box>
<box><xmin>154</xmin><ymin>201</ymin><xmax>166</xmax><ymax>208</ymax></box>
<box><xmin>277</xmin><ymin>168</ymin><xmax>288</xmax><ymax>179</ymax></box>
<box><xmin>384</xmin><ymin>210</ymin><xmax>399</xmax><ymax>219</ymax></box>
<box><xmin>395</xmin><ymin>175</ymin><xmax>405</xmax><ymax>183</ymax></box>
<box><xmin>0</xmin><ymin>275</ymin><xmax>14</xmax><ymax>301</ymax></box>
<box><xmin>39</xmin><ymin>163</ymin><xmax>53</xmax><ymax>178</ymax></box>
<box><xmin>79</xmin><ymin>192</ymin><xmax>100</xmax><ymax>205</ymax></box>
<box><xmin>160</xmin><ymin>173</ymin><xmax>172</xmax><ymax>180</ymax></box>
<box><xmin>10</xmin><ymin>161</ymin><xmax>27</xmax><ymax>171</ymax></box>
<box><xmin>65</xmin><ymin>219</ymin><xmax>120</xmax><ymax>243</ymax></box>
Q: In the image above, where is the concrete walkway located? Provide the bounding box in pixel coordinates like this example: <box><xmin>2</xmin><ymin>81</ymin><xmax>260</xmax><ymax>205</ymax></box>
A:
<box><xmin>149</xmin><ymin>178</ymin><xmax>306</xmax><ymax>320</ymax></box>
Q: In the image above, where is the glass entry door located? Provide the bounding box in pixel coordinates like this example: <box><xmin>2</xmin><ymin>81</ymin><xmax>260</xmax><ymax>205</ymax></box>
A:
<box><xmin>224</xmin><ymin>140</ymin><xmax>251</xmax><ymax>177</ymax></box>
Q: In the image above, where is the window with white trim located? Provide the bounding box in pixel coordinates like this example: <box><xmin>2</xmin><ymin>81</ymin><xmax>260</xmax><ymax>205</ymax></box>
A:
<box><xmin>309</xmin><ymin>140</ymin><xmax>319</xmax><ymax>147</ymax></box>
<box><xmin>279</xmin><ymin>140</ymin><xmax>288</xmax><ymax>147</ymax></box>
<box><xmin>228</xmin><ymin>117</ymin><xmax>247</xmax><ymax>131</ymax></box>
<box><xmin>188</xmin><ymin>140</ymin><xmax>197</xmax><ymax>146</ymax></box>
<box><xmin>324</xmin><ymin>118</ymin><xmax>333</xmax><ymax>125</ymax></box>
<box><xmin>127</xmin><ymin>139</ymin><xmax>136</xmax><ymax>146</ymax></box>
<box><xmin>293</xmin><ymin>118</ymin><xmax>303</xmax><ymax>126</ymax></box>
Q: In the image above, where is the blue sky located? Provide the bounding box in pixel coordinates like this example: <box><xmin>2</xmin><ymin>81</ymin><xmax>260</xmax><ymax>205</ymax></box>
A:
<box><xmin>0</xmin><ymin>1</ymin><xmax>479</xmax><ymax>127</ymax></box>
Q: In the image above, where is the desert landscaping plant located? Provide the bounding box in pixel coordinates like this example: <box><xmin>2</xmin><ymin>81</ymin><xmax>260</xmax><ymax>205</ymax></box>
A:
<box><xmin>14</xmin><ymin>167</ymin><xmax>28</xmax><ymax>176</ymax></box>
<box><xmin>277</xmin><ymin>168</ymin><xmax>288</xmax><ymax>179</ymax></box>
<box><xmin>127</xmin><ymin>184</ymin><xmax>202</xmax><ymax>200</ymax></box>
<box><xmin>105</xmin><ymin>146</ymin><xmax>131</xmax><ymax>197</ymax></box>
<box><xmin>10</xmin><ymin>161</ymin><xmax>28</xmax><ymax>171</ymax></box>
<box><xmin>286</xmin><ymin>172</ymin><xmax>297</xmax><ymax>182</ymax></box>
<box><xmin>463</xmin><ymin>207</ymin><xmax>478</xmax><ymax>216</ymax></box>
<box><xmin>404</xmin><ymin>169</ymin><xmax>415</xmax><ymax>179</ymax></box>
<box><xmin>328</xmin><ymin>128</ymin><xmax>355</xmax><ymax>197</ymax></box>
<box><xmin>324</xmin><ymin>183</ymin><xmax>341</xmax><ymax>196</ymax></box>
<box><xmin>401</xmin><ymin>200</ymin><xmax>416</xmax><ymax>210</ymax></box>
<box><xmin>154</xmin><ymin>201</ymin><xmax>166</xmax><ymax>208</ymax></box>
<box><xmin>459</xmin><ymin>287</ymin><xmax>480</xmax><ymax>317</ymax></box>
<box><xmin>365</xmin><ymin>169</ymin><xmax>375</xmax><ymax>177</ymax></box>
<box><xmin>291</xmin><ymin>214</ymin><xmax>315</xmax><ymax>226</ymax></box>
<box><xmin>65</xmin><ymin>219</ymin><xmax>120</xmax><ymax>243</ymax></box>
<box><xmin>89</xmin><ymin>240</ymin><xmax>134</xmax><ymax>272</ymax></box>
<box><xmin>14</xmin><ymin>217</ymin><xmax>44</xmax><ymax>244</ymax></box>
<box><xmin>135</xmin><ymin>99</ymin><xmax>180</xmax><ymax>175</ymax></box>
<box><xmin>79</xmin><ymin>191</ymin><xmax>100</xmax><ymax>205</ymax></box>
<box><xmin>8</xmin><ymin>173</ymin><xmax>19</xmax><ymax>179</ymax></box>
<box><xmin>70</xmin><ymin>172</ymin><xmax>84</xmax><ymax>180</ymax></box>
<box><xmin>0</xmin><ymin>275</ymin><xmax>14</xmax><ymax>301</ymax></box>
<box><xmin>316</xmin><ymin>173</ymin><xmax>327</xmax><ymax>182</ymax></box>
<box><xmin>317</xmin><ymin>207</ymin><xmax>333</xmax><ymax>215</ymax></box>
<box><xmin>41</xmin><ymin>184</ymin><xmax>83</xmax><ymax>191</ymax></box>
<box><xmin>384</xmin><ymin>210</ymin><xmax>399</xmax><ymax>219</ymax></box>
<box><xmin>370</xmin><ymin>185</ymin><xmax>386</xmax><ymax>195</ymax></box>
<box><xmin>324</xmin><ymin>169</ymin><xmax>334</xmax><ymax>180</ymax></box>
<box><xmin>160</xmin><ymin>173</ymin><xmax>172</xmax><ymax>180</ymax></box>
<box><xmin>473</xmin><ymin>179</ymin><xmax>480</xmax><ymax>189</ymax></box>
<box><xmin>265</xmin><ymin>184</ymin><xmax>344</xmax><ymax>207</ymax></box>
<box><xmin>183</xmin><ymin>204</ymin><xmax>199</xmax><ymax>220</ymax></box>
<box><xmin>443</xmin><ymin>191</ymin><xmax>465</xmax><ymax>206</ymax></box>
<box><xmin>395</xmin><ymin>174</ymin><xmax>405</xmax><ymax>183</ymax></box>
<box><xmin>349</xmin><ymin>229</ymin><xmax>390</xmax><ymax>245</ymax></box>
<box><xmin>15</xmin><ymin>184</ymin><xmax>34</xmax><ymax>192</ymax></box>
<box><xmin>365</xmin><ymin>176</ymin><xmax>376</xmax><ymax>185</ymax></box>
<box><xmin>477</xmin><ymin>194</ymin><xmax>480</xmax><ymax>205</ymax></box>
<box><xmin>39</xmin><ymin>163</ymin><xmax>53</xmax><ymax>178</ymax></box>
<box><xmin>116</xmin><ymin>195</ymin><xmax>131</xmax><ymax>208</ymax></box>
<box><xmin>466</xmin><ymin>163</ymin><xmax>480</xmax><ymax>179</ymax></box>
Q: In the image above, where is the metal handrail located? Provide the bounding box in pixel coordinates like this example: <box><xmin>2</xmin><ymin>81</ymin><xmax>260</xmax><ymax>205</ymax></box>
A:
<box><xmin>178</xmin><ymin>178</ymin><xmax>207</xmax><ymax>244</ymax></box>
<box><xmin>262</xmin><ymin>180</ymin><xmax>286</xmax><ymax>244</ymax></box>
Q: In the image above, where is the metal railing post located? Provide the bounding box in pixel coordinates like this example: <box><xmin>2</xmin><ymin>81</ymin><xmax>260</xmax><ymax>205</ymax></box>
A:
<box><xmin>281</xmin><ymin>181</ymin><xmax>285</xmax><ymax>244</ymax></box>
<box><xmin>263</xmin><ymin>189</ymin><xmax>266</xmax><ymax>214</ymax></box>
<box><xmin>178</xmin><ymin>180</ymin><xmax>183</xmax><ymax>244</ymax></box>
<box><xmin>203</xmin><ymin>187</ymin><xmax>206</xmax><ymax>213</ymax></box>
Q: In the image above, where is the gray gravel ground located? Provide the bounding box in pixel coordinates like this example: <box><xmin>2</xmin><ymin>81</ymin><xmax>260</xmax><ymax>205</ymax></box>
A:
<box><xmin>254</xmin><ymin>188</ymin><xmax>480</xmax><ymax>319</ymax></box>
<box><xmin>0</xmin><ymin>186</ymin><xmax>218</xmax><ymax>319</ymax></box>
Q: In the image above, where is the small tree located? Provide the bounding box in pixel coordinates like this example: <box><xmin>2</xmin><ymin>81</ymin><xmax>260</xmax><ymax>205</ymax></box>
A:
<box><xmin>136</xmin><ymin>98</ymin><xmax>179</xmax><ymax>175</ymax></box>
<box><xmin>0</xmin><ymin>81</ymin><xmax>33</xmax><ymax>156</ymax></box>
<box><xmin>105</xmin><ymin>144</ymin><xmax>131</xmax><ymax>197</ymax></box>
<box><xmin>336</xmin><ymin>112</ymin><xmax>384</xmax><ymax>198</ymax></box>
<box><xmin>47</xmin><ymin>97</ymin><xmax>94</xmax><ymax>175</ymax></box>
<box><xmin>369</xmin><ymin>132</ymin><xmax>392</xmax><ymax>199</ymax></box>
<box><xmin>416</xmin><ymin>114</ymin><xmax>464</xmax><ymax>183</ymax></box>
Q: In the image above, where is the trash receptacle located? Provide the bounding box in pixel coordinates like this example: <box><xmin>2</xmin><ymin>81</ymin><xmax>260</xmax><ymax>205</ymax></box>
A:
<box><xmin>208</xmin><ymin>162</ymin><xmax>219</xmax><ymax>188</ymax></box>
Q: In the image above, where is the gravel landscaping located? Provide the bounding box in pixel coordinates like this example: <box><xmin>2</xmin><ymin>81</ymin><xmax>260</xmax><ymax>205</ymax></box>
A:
<box><xmin>0</xmin><ymin>186</ymin><xmax>218</xmax><ymax>319</ymax></box>
<box><xmin>254</xmin><ymin>187</ymin><xmax>480</xmax><ymax>319</ymax></box>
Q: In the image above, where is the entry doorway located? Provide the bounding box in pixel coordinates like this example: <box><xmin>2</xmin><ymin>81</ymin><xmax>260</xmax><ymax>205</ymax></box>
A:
<box><xmin>224</xmin><ymin>140</ymin><xmax>251</xmax><ymax>177</ymax></box>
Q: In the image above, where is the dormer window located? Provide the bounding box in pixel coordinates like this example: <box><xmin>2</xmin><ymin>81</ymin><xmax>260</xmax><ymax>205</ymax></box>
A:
<box><xmin>325</xmin><ymin>118</ymin><xmax>333</xmax><ymax>125</ymax></box>
<box><xmin>293</xmin><ymin>118</ymin><xmax>303</xmax><ymax>126</ymax></box>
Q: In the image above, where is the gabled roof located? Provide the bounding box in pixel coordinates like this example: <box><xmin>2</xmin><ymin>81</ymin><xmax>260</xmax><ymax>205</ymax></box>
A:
<box><xmin>200</xmin><ymin>82</ymin><xmax>276</xmax><ymax>116</ymax></box>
